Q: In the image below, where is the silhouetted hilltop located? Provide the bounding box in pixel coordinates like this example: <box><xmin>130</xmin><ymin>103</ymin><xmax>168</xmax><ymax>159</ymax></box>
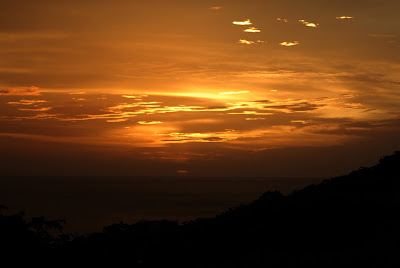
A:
<box><xmin>1</xmin><ymin>152</ymin><xmax>400</xmax><ymax>267</ymax></box>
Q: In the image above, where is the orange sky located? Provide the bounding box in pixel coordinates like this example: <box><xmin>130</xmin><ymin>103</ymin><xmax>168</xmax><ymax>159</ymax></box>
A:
<box><xmin>1</xmin><ymin>0</ymin><xmax>399</xmax><ymax>176</ymax></box>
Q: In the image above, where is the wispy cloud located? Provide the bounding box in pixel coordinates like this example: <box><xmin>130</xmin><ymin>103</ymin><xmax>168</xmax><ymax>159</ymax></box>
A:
<box><xmin>280</xmin><ymin>41</ymin><xmax>299</xmax><ymax>47</ymax></box>
<box><xmin>7</xmin><ymin>99</ymin><xmax>47</xmax><ymax>106</ymax></box>
<box><xmin>299</xmin><ymin>20</ymin><xmax>319</xmax><ymax>28</ymax></box>
<box><xmin>18</xmin><ymin>107</ymin><xmax>52</xmax><ymax>112</ymax></box>
<box><xmin>159</xmin><ymin>132</ymin><xmax>232</xmax><ymax>143</ymax></box>
<box><xmin>336</xmin><ymin>16</ymin><xmax>354</xmax><ymax>20</ymax></box>
<box><xmin>244</xmin><ymin>27</ymin><xmax>261</xmax><ymax>33</ymax></box>
<box><xmin>122</xmin><ymin>95</ymin><xmax>143</xmax><ymax>99</ymax></box>
<box><xmin>219</xmin><ymin>91</ymin><xmax>250</xmax><ymax>95</ymax></box>
<box><xmin>233</xmin><ymin>19</ymin><xmax>252</xmax><ymax>26</ymax></box>
<box><xmin>245</xmin><ymin>117</ymin><xmax>266</xmax><ymax>121</ymax></box>
<box><xmin>209</xmin><ymin>6</ymin><xmax>223</xmax><ymax>10</ymax></box>
<box><xmin>238</xmin><ymin>39</ymin><xmax>255</xmax><ymax>45</ymax></box>
<box><xmin>138</xmin><ymin>121</ymin><xmax>163</xmax><ymax>125</ymax></box>
<box><xmin>0</xmin><ymin>87</ymin><xmax>40</xmax><ymax>96</ymax></box>
<box><xmin>68</xmin><ymin>92</ymin><xmax>86</xmax><ymax>95</ymax></box>
<box><xmin>107</xmin><ymin>119</ymin><xmax>128</xmax><ymax>123</ymax></box>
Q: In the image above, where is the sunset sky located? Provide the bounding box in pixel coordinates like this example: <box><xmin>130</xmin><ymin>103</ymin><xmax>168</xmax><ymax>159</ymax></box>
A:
<box><xmin>1</xmin><ymin>0</ymin><xmax>399</xmax><ymax>177</ymax></box>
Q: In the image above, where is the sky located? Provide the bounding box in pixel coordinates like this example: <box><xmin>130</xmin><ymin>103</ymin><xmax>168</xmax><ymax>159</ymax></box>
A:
<box><xmin>1</xmin><ymin>0</ymin><xmax>399</xmax><ymax>177</ymax></box>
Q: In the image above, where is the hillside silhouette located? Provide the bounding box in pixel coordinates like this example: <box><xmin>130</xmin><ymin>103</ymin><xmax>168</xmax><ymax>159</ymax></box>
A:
<box><xmin>1</xmin><ymin>152</ymin><xmax>400</xmax><ymax>267</ymax></box>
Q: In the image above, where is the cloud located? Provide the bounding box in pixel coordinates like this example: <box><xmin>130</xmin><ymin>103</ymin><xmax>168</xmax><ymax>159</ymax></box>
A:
<box><xmin>209</xmin><ymin>6</ymin><xmax>223</xmax><ymax>10</ymax></box>
<box><xmin>137</xmin><ymin>121</ymin><xmax>163</xmax><ymax>125</ymax></box>
<box><xmin>18</xmin><ymin>107</ymin><xmax>52</xmax><ymax>112</ymax></box>
<box><xmin>299</xmin><ymin>20</ymin><xmax>319</xmax><ymax>28</ymax></box>
<box><xmin>69</xmin><ymin>92</ymin><xmax>86</xmax><ymax>95</ymax></box>
<box><xmin>291</xmin><ymin>120</ymin><xmax>309</xmax><ymax>125</ymax></box>
<box><xmin>277</xmin><ymin>18</ymin><xmax>288</xmax><ymax>23</ymax></box>
<box><xmin>219</xmin><ymin>91</ymin><xmax>250</xmax><ymax>95</ymax></box>
<box><xmin>244</xmin><ymin>27</ymin><xmax>261</xmax><ymax>33</ymax></box>
<box><xmin>336</xmin><ymin>16</ymin><xmax>354</xmax><ymax>20</ymax></box>
<box><xmin>122</xmin><ymin>95</ymin><xmax>143</xmax><ymax>99</ymax></box>
<box><xmin>246</xmin><ymin>117</ymin><xmax>266</xmax><ymax>121</ymax></box>
<box><xmin>160</xmin><ymin>132</ymin><xmax>231</xmax><ymax>143</ymax></box>
<box><xmin>7</xmin><ymin>99</ymin><xmax>47</xmax><ymax>106</ymax></box>
<box><xmin>0</xmin><ymin>87</ymin><xmax>40</xmax><ymax>96</ymax></box>
<box><xmin>107</xmin><ymin>119</ymin><xmax>128</xmax><ymax>123</ymax></box>
<box><xmin>238</xmin><ymin>39</ymin><xmax>255</xmax><ymax>45</ymax></box>
<box><xmin>233</xmin><ymin>19</ymin><xmax>252</xmax><ymax>26</ymax></box>
<box><xmin>280</xmin><ymin>41</ymin><xmax>299</xmax><ymax>47</ymax></box>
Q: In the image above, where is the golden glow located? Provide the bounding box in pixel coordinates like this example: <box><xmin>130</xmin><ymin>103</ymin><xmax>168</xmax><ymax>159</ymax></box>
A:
<box><xmin>209</xmin><ymin>6</ymin><xmax>223</xmax><ymax>10</ymax></box>
<box><xmin>233</xmin><ymin>19</ymin><xmax>252</xmax><ymax>26</ymax></box>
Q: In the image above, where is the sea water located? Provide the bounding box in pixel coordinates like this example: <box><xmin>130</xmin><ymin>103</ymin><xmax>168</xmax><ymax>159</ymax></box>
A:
<box><xmin>0</xmin><ymin>176</ymin><xmax>322</xmax><ymax>234</ymax></box>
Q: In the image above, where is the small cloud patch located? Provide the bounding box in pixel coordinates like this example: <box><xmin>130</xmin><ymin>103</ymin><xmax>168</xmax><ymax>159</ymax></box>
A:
<box><xmin>233</xmin><ymin>19</ymin><xmax>252</xmax><ymax>26</ymax></box>
<box><xmin>336</xmin><ymin>16</ymin><xmax>354</xmax><ymax>20</ymax></box>
<box><xmin>238</xmin><ymin>39</ymin><xmax>255</xmax><ymax>45</ymax></box>
<box><xmin>280</xmin><ymin>41</ymin><xmax>299</xmax><ymax>47</ymax></box>
<box><xmin>244</xmin><ymin>27</ymin><xmax>261</xmax><ymax>33</ymax></box>
<box><xmin>299</xmin><ymin>20</ymin><xmax>319</xmax><ymax>28</ymax></box>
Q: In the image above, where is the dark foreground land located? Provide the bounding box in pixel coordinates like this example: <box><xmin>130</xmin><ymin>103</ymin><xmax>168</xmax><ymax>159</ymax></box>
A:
<box><xmin>1</xmin><ymin>152</ymin><xmax>400</xmax><ymax>267</ymax></box>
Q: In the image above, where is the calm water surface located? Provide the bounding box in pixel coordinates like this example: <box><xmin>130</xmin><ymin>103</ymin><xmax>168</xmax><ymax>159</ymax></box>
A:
<box><xmin>0</xmin><ymin>176</ymin><xmax>323</xmax><ymax>233</ymax></box>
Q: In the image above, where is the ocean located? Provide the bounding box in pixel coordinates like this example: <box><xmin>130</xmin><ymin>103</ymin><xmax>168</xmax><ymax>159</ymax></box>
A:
<box><xmin>0</xmin><ymin>176</ymin><xmax>323</xmax><ymax>234</ymax></box>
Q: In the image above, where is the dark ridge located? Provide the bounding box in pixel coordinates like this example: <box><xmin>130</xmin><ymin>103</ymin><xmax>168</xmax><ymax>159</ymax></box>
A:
<box><xmin>1</xmin><ymin>151</ymin><xmax>400</xmax><ymax>267</ymax></box>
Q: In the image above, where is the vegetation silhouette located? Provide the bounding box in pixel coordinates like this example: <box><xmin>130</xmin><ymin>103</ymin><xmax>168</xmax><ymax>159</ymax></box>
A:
<box><xmin>1</xmin><ymin>151</ymin><xmax>400</xmax><ymax>266</ymax></box>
